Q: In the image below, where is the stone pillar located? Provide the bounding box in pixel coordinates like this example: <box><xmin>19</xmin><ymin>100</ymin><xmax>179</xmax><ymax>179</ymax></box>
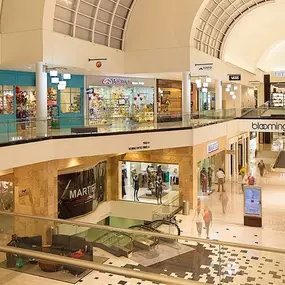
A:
<box><xmin>36</xmin><ymin>62</ymin><xmax>48</xmax><ymax>137</ymax></box>
<box><xmin>182</xmin><ymin>71</ymin><xmax>191</xmax><ymax>126</ymax></box>
<box><xmin>215</xmin><ymin>79</ymin><xmax>222</xmax><ymax>110</ymax></box>
<box><xmin>235</xmin><ymin>84</ymin><xmax>242</xmax><ymax>117</ymax></box>
<box><xmin>13</xmin><ymin>161</ymin><xmax>58</xmax><ymax>239</ymax></box>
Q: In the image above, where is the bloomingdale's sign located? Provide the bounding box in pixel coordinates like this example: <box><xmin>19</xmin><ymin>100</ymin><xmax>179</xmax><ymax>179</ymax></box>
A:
<box><xmin>252</xmin><ymin>122</ymin><xmax>285</xmax><ymax>132</ymax></box>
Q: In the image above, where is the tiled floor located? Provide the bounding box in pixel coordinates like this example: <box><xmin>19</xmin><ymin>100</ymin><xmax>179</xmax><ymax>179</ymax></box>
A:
<box><xmin>1</xmin><ymin>147</ymin><xmax>285</xmax><ymax>285</ymax></box>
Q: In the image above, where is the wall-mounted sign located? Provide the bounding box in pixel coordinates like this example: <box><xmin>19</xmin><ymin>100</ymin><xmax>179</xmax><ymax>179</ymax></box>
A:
<box><xmin>207</xmin><ymin>141</ymin><xmax>219</xmax><ymax>154</ymax></box>
<box><xmin>195</xmin><ymin>63</ymin><xmax>213</xmax><ymax>72</ymax></box>
<box><xmin>102</xmin><ymin>78</ymin><xmax>144</xmax><ymax>86</ymax></box>
<box><xmin>19</xmin><ymin>189</ymin><xmax>30</xmax><ymax>198</ymax></box>
<box><xmin>252</xmin><ymin>122</ymin><xmax>285</xmax><ymax>132</ymax></box>
<box><xmin>275</xmin><ymin>71</ymin><xmax>285</xmax><ymax>77</ymax></box>
<box><xmin>229</xmin><ymin>74</ymin><xmax>241</xmax><ymax>81</ymax></box>
<box><xmin>58</xmin><ymin>162</ymin><xmax>106</xmax><ymax>219</ymax></box>
<box><xmin>129</xmin><ymin>141</ymin><xmax>151</xmax><ymax>151</ymax></box>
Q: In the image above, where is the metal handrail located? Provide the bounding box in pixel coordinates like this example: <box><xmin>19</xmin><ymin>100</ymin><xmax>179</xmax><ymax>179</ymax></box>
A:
<box><xmin>1</xmin><ymin>211</ymin><xmax>285</xmax><ymax>255</ymax></box>
<box><xmin>0</xmin><ymin>245</ymin><xmax>199</xmax><ymax>285</ymax></box>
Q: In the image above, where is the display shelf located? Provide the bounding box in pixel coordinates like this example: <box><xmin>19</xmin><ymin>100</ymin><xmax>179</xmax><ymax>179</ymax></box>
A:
<box><xmin>271</xmin><ymin>93</ymin><xmax>285</xmax><ymax>107</ymax></box>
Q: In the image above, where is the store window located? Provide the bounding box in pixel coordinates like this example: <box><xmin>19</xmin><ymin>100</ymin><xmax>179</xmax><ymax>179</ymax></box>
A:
<box><xmin>16</xmin><ymin>86</ymin><xmax>36</xmax><ymax>119</ymax></box>
<box><xmin>198</xmin><ymin>151</ymin><xmax>225</xmax><ymax>196</ymax></box>
<box><xmin>120</xmin><ymin>161</ymin><xmax>179</xmax><ymax>205</ymax></box>
<box><xmin>0</xmin><ymin>86</ymin><xmax>14</xmax><ymax>115</ymax></box>
<box><xmin>60</xmin><ymin>87</ymin><xmax>81</xmax><ymax>113</ymax></box>
<box><xmin>0</xmin><ymin>181</ymin><xmax>13</xmax><ymax>211</ymax></box>
<box><xmin>88</xmin><ymin>85</ymin><xmax>154</xmax><ymax>125</ymax></box>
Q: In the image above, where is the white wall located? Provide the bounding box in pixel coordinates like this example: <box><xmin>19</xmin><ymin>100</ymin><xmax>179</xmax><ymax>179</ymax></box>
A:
<box><xmin>222</xmin><ymin>2</ymin><xmax>285</xmax><ymax>73</ymax></box>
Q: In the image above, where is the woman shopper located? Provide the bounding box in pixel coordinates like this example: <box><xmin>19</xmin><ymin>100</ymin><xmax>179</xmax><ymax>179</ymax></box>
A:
<box><xmin>133</xmin><ymin>174</ymin><xmax>140</xmax><ymax>201</ymax></box>
<box><xmin>203</xmin><ymin>205</ymin><xmax>212</xmax><ymax>239</ymax></box>
<box><xmin>193</xmin><ymin>200</ymin><xmax>203</xmax><ymax>237</ymax></box>
<box><xmin>258</xmin><ymin>160</ymin><xmax>266</xmax><ymax>177</ymax></box>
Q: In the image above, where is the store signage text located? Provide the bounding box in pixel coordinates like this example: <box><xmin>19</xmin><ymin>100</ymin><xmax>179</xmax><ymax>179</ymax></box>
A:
<box><xmin>102</xmin><ymin>78</ymin><xmax>144</xmax><ymax>86</ymax></box>
<box><xmin>69</xmin><ymin>183</ymin><xmax>97</xmax><ymax>199</ymax></box>
<box><xmin>207</xmin><ymin>141</ymin><xmax>219</xmax><ymax>154</ymax></box>
<box><xmin>229</xmin><ymin>74</ymin><xmax>241</xmax><ymax>81</ymax></box>
<box><xmin>275</xmin><ymin>71</ymin><xmax>285</xmax><ymax>77</ymax></box>
<box><xmin>195</xmin><ymin>63</ymin><xmax>213</xmax><ymax>72</ymax></box>
<box><xmin>129</xmin><ymin>141</ymin><xmax>151</xmax><ymax>151</ymax></box>
<box><xmin>252</xmin><ymin>122</ymin><xmax>285</xmax><ymax>132</ymax></box>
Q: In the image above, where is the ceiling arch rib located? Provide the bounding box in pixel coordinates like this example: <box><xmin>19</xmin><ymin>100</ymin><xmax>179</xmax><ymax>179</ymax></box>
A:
<box><xmin>194</xmin><ymin>0</ymin><xmax>274</xmax><ymax>59</ymax></box>
<box><xmin>53</xmin><ymin>0</ymin><xmax>135</xmax><ymax>50</ymax></box>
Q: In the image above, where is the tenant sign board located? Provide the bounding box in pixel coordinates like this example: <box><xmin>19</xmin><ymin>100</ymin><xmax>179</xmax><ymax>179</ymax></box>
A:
<box><xmin>229</xmin><ymin>74</ymin><xmax>241</xmax><ymax>81</ymax></box>
<box><xmin>240</xmin><ymin>120</ymin><xmax>285</xmax><ymax>133</ymax></box>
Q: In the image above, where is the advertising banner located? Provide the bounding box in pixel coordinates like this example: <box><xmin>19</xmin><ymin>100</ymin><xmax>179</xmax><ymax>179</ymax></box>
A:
<box><xmin>58</xmin><ymin>162</ymin><xmax>106</xmax><ymax>219</ymax></box>
<box><xmin>243</xmin><ymin>186</ymin><xmax>262</xmax><ymax>217</ymax></box>
<box><xmin>239</xmin><ymin>120</ymin><xmax>285</xmax><ymax>133</ymax></box>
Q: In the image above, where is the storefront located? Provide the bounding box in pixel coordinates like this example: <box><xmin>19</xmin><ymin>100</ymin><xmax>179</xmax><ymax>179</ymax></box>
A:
<box><xmin>157</xmin><ymin>79</ymin><xmax>182</xmax><ymax>121</ymax></box>
<box><xmin>119</xmin><ymin>161</ymin><xmax>179</xmax><ymax>205</ymax></box>
<box><xmin>0</xmin><ymin>180</ymin><xmax>13</xmax><ymax>211</ymax></box>
<box><xmin>0</xmin><ymin>70</ymin><xmax>84</xmax><ymax>131</ymax></box>
<box><xmin>86</xmin><ymin>76</ymin><xmax>156</xmax><ymax>125</ymax></box>
<box><xmin>197</xmin><ymin>142</ymin><xmax>225</xmax><ymax>195</ymax></box>
<box><xmin>193</xmin><ymin>137</ymin><xmax>226</xmax><ymax>196</ymax></box>
<box><xmin>227</xmin><ymin>133</ymin><xmax>250</xmax><ymax>180</ymax></box>
<box><xmin>58</xmin><ymin>161</ymin><xmax>106</xmax><ymax>219</ymax></box>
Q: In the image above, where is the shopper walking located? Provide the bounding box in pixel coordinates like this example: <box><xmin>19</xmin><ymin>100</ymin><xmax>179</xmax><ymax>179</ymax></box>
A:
<box><xmin>203</xmin><ymin>205</ymin><xmax>212</xmax><ymax>239</ymax></box>
<box><xmin>155</xmin><ymin>177</ymin><xmax>163</xmax><ymax>205</ymax></box>
<box><xmin>258</xmin><ymin>160</ymin><xmax>266</xmax><ymax>177</ymax></box>
<box><xmin>220</xmin><ymin>192</ymin><xmax>229</xmax><ymax>214</ymax></box>
<box><xmin>216</xmin><ymin>168</ymin><xmax>225</xmax><ymax>192</ymax></box>
<box><xmin>208</xmin><ymin>167</ymin><xmax>213</xmax><ymax>189</ymax></box>
<box><xmin>193</xmin><ymin>200</ymin><xmax>203</xmax><ymax>237</ymax></box>
<box><xmin>133</xmin><ymin>174</ymin><xmax>140</xmax><ymax>201</ymax></box>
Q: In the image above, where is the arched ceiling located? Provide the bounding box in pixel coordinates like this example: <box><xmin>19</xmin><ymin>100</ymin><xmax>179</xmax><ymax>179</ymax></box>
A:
<box><xmin>53</xmin><ymin>0</ymin><xmax>135</xmax><ymax>50</ymax></box>
<box><xmin>223</xmin><ymin>0</ymin><xmax>285</xmax><ymax>72</ymax></box>
<box><xmin>193</xmin><ymin>0</ymin><xmax>274</xmax><ymax>58</ymax></box>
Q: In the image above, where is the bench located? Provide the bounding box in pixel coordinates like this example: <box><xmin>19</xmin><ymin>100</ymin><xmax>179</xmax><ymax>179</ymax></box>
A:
<box><xmin>71</xmin><ymin>127</ymin><xmax>98</xmax><ymax>134</ymax></box>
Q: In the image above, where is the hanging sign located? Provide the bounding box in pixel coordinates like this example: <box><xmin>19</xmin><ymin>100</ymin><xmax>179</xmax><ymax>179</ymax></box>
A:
<box><xmin>229</xmin><ymin>74</ymin><xmax>241</xmax><ymax>81</ymax></box>
<box><xmin>274</xmin><ymin>71</ymin><xmax>285</xmax><ymax>77</ymax></box>
<box><xmin>195</xmin><ymin>63</ymin><xmax>213</xmax><ymax>72</ymax></box>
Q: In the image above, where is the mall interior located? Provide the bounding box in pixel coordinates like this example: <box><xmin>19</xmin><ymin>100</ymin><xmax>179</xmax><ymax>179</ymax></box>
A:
<box><xmin>1</xmin><ymin>1</ymin><xmax>285</xmax><ymax>285</ymax></box>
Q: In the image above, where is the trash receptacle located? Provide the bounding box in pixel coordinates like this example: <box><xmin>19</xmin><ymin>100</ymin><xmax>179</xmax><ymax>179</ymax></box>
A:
<box><xmin>182</xmin><ymin>200</ymin><xmax>189</xmax><ymax>215</ymax></box>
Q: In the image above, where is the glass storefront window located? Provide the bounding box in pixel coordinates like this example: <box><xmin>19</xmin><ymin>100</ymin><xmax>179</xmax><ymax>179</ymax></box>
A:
<box><xmin>88</xmin><ymin>85</ymin><xmax>154</xmax><ymax>124</ymax></box>
<box><xmin>60</xmin><ymin>88</ymin><xmax>81</xmax><ymax>113</ymax></box>
<box><xmin>0</xmin><ymin>86</ymin><xmax>14</xmax><ymax>115</ymax></box>
<box><xmin>0</xmin><ymin>181</ymin><xmax>13</xmax><ymax>211</ymax></box>
<box><xmin>16</xmin><ymin>86</ymin><xmax>36</xmax><ymax>119</ymax></box>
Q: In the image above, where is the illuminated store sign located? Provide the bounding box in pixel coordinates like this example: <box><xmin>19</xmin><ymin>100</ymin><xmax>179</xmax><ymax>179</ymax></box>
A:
<box><xmin>252</xmin><ymin>122</ymin><xmax>285</xmax><ymax>132</ymax></box>
<box><xmin>275</xmin><ymin>71</ymin><xmax>285</xmax><ymax>77</ymax></box>
<box><xmin>207</xmin><ymin>141</ymin><xmax>219</xmax><ymax>154</ymax></box>
<box><xmin>229</xmin><ymin>74</ymin><xmax>241</xmax><ymax>81</ymax></box>
<box><xmin>102</xmin><ymin>78</ymin><xmax>144</xmax><ymax>86</ymax></box>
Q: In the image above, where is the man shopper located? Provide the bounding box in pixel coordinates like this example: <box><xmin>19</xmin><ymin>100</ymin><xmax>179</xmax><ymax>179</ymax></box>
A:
<box><xmin>216</xmin><ymin>168</ymin><xmax>225</xmax><ymax>192</ymax></box>
<box><xmin>258</xmin><ymin>160</ymin><xmax>266</xmax><ymax>177</ymax></box>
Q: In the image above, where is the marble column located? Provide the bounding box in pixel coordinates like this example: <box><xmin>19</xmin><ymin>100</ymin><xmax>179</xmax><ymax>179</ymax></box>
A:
<box><xmin>215</xmin><ymin>79</ymin><xmax>223</xmax><ymax>110</ymax></box>
<box><xmin>182</xmin><ymin>72</ymin><xmax>191</xmax><ymax>126</ymax></box>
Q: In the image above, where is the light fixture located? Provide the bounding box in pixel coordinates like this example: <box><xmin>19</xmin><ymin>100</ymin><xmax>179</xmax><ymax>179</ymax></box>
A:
<box><xmin>203</xmin><ymin>82</ymin><xmax>209</xmax><ymax>88</ymax></box>
<box><xmin>195</xmin><ymin>79</ymin><xmax>202</xmax><ymax>88</ymax></box>
<box><xmin>230</xmin><ymin>91</ymin><xmax>234</xmax><ymax>96</ymax></box>
<box><xmin>63</xmin><ymin>73</ymin><xmax>71</xmax><ymax>80</ymax></box>
<box><xmin>58</xmin><ymin>84</ymin><xmax>66</xmax><ymax>90</ymax></box>
<box><xmin>232</xmin><ymin>95</ymin><xmax>237</xmax><ymax>100</ymax></box>
<box><xmin>227</xmin><ymin>84</ymin><xmax>231</xmax><ymax>88</ymax></box>
<box><xmin>50</xmin><ymin>70</ymin><xmax>58</xmax><ymax>77</ymax></box>
<box><xmin>202</xmin><ymin>87</ymin><xmax>208</xmax><ymax>93</ymax></box>
<box><xmin>226</xmin><ymin>88</ymin><xmax>230</xmax><ymax>92</ymax></box>
<box><xmin>234</xmin><ymin>86</ymin><xmax>238</xmax><ymax>91</ymax></box>
<box><xmin>206</xmin><ymin>77</ymin><xmax>212</xmax><ymax>83</ymax></box>
<box><xmin>51</xmin><ymin>77</ymin><xmax>59</xmax><ymax>84</ymax></box>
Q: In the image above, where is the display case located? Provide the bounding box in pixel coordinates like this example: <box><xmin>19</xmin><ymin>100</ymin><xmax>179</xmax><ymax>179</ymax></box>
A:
<box><xmin>271</xmin><ymin>93</ymin><xmax>285</xmax><ymax>107</ymax></box>
<box><xmin>60</xmin><ymin>88</ymin><xmax>81</xmax><ymax>113</ymax></box>
<box><xmin>16</xmin><ymin>86</ymin><xmax>36</xmax><ymax>119</ymax></box>
<box><xmin>0</xmin><ymin>86</ymin><xmax>14</xmax><ymax>115</ymax></box>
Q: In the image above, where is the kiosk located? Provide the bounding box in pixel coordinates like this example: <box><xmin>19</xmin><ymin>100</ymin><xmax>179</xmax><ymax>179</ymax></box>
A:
<box><xmin>243</xmin><ymin>186</ymin><xmax>262</xmax><ymax>227</ymax></box>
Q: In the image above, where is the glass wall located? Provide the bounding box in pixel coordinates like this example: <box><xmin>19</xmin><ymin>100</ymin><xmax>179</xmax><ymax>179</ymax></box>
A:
<box><xmin>120</xmin><ymin>161</ymin><xmax>179</xmax><ymax>205</ymax></box>
<box><xmin>88</xmin><ymin>85</ymin><xmax>154</xmax><ymax>125</ymax></box>
<box><xmin>197</xmin><ymin>151</ymin><xmax>225</xmax><ymax>195</ymax></box>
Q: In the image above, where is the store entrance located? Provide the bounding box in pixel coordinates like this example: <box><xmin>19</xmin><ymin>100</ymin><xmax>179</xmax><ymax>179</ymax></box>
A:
<box><xmin>120</xmin><ymin>161</ymin><xmax>179</xmax><ymax>205</ymax></box>
<box><xmin>197</xmin><ymin>151</ymin><xmax>225</xmax><ymax>196</ymax></box>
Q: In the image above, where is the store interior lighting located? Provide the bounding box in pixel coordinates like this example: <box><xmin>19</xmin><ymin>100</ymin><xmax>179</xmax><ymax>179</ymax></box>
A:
<box><xmin>202</xmin><ymin>87</ymin><xmax>208</xmax><ymax>93</ymax></box>
<box><xmin>63</xmin><ymin>73</ymin><xmax>71</xmax><ymax>80</ymax></box>
<box><xmin>203</xmin><ymin>82</ymin><xmax>209</xmax><ymax>88</ymax></box>
<box><xmin>225</xmin><ymin>84</ymin><xmax>238</xmax><ymax>100</ymax></box>
<box><xmin>206</xmin><ymin>77</ymin><xmax>212</xmax><ymax>83</ymax></box>
<box><xmin>50</xmin><ymin>70</ymin><xmax>58</xmax><ymax>77</ymax></box>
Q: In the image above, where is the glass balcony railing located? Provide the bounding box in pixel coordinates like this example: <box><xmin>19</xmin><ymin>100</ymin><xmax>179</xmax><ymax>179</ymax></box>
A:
<box><xmin>0</xmin><ymin>211</ymin><xmax>284</xmax><ymax>285</ymax></box>
<box><xmin>0</xmin><ymin>110</ymin><xmax>237</xmax><ymax>146</ymax></box>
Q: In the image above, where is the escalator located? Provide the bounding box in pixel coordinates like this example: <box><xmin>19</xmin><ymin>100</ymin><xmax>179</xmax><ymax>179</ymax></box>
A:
<box><xmin>92</xmin><ymin>231</ymin><xmax>133</xmax><ymax>258</ymax></box>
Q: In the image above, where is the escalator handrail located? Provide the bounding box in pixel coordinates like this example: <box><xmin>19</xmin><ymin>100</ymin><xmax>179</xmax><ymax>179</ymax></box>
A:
<box><xmin>149</xmin><ymin>220</ymin><xmax>181</xmax><ymax>236</ymax></box>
